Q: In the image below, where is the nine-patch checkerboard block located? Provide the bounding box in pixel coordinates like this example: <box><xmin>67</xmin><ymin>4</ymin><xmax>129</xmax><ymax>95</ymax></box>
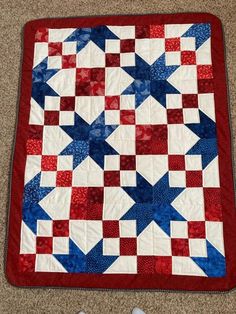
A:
<box><xmin>17</xmin><ymin>21</ymin><xmax>226</xmax><ymax>278</ymax></box>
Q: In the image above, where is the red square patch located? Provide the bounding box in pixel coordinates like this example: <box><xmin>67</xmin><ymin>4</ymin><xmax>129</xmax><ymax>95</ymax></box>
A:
<box><xmin>197</xmin><ymin>65</ymin><xmax>213</xmax><ymax>79</ymax></box>
<box><xmin>120</xmin><ymin>39</ymin><xmax>135</xmax><ymax>52</ymax></box>
<box><xmin>56</xmin><ymin>171</ymin><xmax>72</xmax><ymax>187</ymax></box>
<box><xmin>182</xmin><ymin>94</ymin><xmax>198</xmax><ymax>108</ymax></box>
<box><xmin>136</xmin><ymin>25</ymin><xmax>150</xmax><ymax>38</ymax></box>
<box><xmin>155</xmin><ymin>256</ymin><xmax>172</xmax><ymax>274</ymax></box>
<box><xmin>168</xmin><ymin>155</ymin><xmax>185</xmax><ymax>170</ymax></box>
<box><xmin>103</xmin><ymin>220</ymin><xmax>120</xmax><ymax>238</ymax></box>
<box><xmin>136</xmin><ymin>125</ymin><xmax>153</xmax><ymax>140</ymax></box>
<box><xmin>88</xmin><ymin>187</ymin><xmax>104</xmax><ymax>204</ymax></box>
<box><xmin>120</xmin><ymin>110</ymin><xmax>135</xmax><ymax>125</ymax></box>
<box><xmin>19</xmin><ymin>254</ymin><xmax>36</xmax><ymax>272</ymax></box>
<box><xmin>137</xmin><ymin>256</ymin><xmax>155</xmax><ymax>274</ymax></box>
<box><xmin>165</xmin><ymin>38</ymin><xmax>180</xmax><ymax>51</ymax></box>
<box><xmin>44</xmin><ymin>111</ymin><xmax>59</xmax><ymax>125</ymax></box>
<box><xmin>91</xmin><ymin>68</ymin><xmax>105</xmax><ymax>81</ymax></box>
<box><xmin>171</xmin><ymin>239</ymin><xmax>189</xmax><ymax>256</ymax></box>
<box><xmin>53</xmin><ymin>220</ymin><xmax>69</xmax><ymax>237</ymax></box>
<box><xmin>36</xmin><ymin>237</ymin><xmax>53</xmax><ymax>254</ymax></box>
<box><xmin>181</xmin><ymin>51</ymin><xmax>196</xmax><ymax>65</ymax></box>
<box><xmin>41</xmin><ymin>155</ymin><xmax>57</xmax><ymax>171</ymax></box>
<box><xmin>62</xmin><ymin>55</ymin><xmax>76</xmax><ymax>68</ymax></box>
<box><xmin>150</xmin><ymin>25</ymin><xmax>164</xmax><ymax>38</ymax></box>
<box><xmin>105</xmin><ymin>96</ymin><xmax>120</xmax><ymax>110</ymax></box>
<box><xmin>106</xmin><ymin>53</ymin><xmax>120</xmax><ymax>67</ymax></box>
<box><xmin>186</xmin><ymin>170</ymin><xmax>202</xmax><ymax>187</ymax></box>
<box><xmin>104</xmin><ymin>171</ymin><xmax>120</xmax><ymax>186</ymax></box>
<box><xmin>198</xmin><ymin>79</ymin><xmax>214</xmax><ymax>93</ymax></box>
<box><xmin>60</xmin><ymin>97</ymin><xmax>75</xmax><ymax>111</ymax></box>
<box><xmin>120</xmin><ymin>238</ymin><xmax>137</xmax><ymax>255</ymax></box>
<box><xmin>188</xmin><ymin>221</ymin><xmax>206</xmax><ymax>238</ymax></box>
<box><xmin>167</xmin><ymin>109</ymin><xmax>183</xmax><ymax>124</ymax></box>
<box><xmin>26</xmin><ymin>139</ymin><xmax>42</xmax><ymax>155</ymax></box>
<box><xmin>48</xmin><ymin>42</ymin><xmax>62</xmax><ymax>56</ymax></box>
<box><xmin>204</xmin><ymin>188</ymin><xmax>223</xmax><ymax>221</ymax></box>
<box><xmin>120</xmin><ymin>155</ymin><xmax>136</xmax><ymax>170</ymax></box>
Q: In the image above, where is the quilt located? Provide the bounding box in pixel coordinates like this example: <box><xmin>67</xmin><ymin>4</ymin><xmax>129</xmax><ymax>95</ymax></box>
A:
<box><xmin>6</xmin><ymin>13</ymin><xmax>236</xmax><ymax>291</ymax></box>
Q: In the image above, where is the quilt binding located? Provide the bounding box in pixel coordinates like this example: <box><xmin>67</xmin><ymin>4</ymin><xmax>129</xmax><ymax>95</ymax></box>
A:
<box><xmin>5</xmin><ymin>12</ymin><xmax>236</xmax><ymax>291</ymax></box>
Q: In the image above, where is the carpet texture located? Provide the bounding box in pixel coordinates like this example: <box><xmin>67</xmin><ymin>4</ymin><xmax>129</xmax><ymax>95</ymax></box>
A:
<box><xmin>0</xmin><ymin>0</ymin><xmax>235</xmax><ymax>313</ymax></box>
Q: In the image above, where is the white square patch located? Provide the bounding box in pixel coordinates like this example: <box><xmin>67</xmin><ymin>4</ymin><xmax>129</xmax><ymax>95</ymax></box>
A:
<box><xmin>45</xmin><ymin>96</ymin><xmax>60</xmax><ymax>111</ymax></box>
<box><xmin>171</xmin><ymin>221</ymin><xmax>188</xmax><ymax>238</ymax></box>
<box><xmin>53</xmin><ymin>237</ymin><xmax>69</xmax><ymax>254</ymax></box>
<box><xmin>166</xmin><ymin>94</ymin><xmax>182</xmax><ymax>109</ymax></box>
<box><xmin>105</xmin><ymin>39</ymin><xmax>120</xmax><ymax>53</ymax></box>
<box><xmin>185</xmin><ymin>155</ymin><xmax>202</xmax><ymax>170</ymax></box>
<box><xmin>40</xmin><ymin>171</ymin><xmax>57</xmax><ymax>187</ymax></box>
<box><xmin>120</xmin><ymin>170</ymin><xmax>136</xmax><ymax>186</ymax></box>
<box><xmin>166</xmin><ymin>52</ymin><xmax>181</xmax><ymax>66</ymax></box>
<box><xmin>59</xmin><ymin>111</ymin><xmax>75</xmax><ymax>125</ymax></box>
<box><xmin>105</xmin><ymin>110</ymin><xmax>120</xmax><ymax>125</ymax></box>
<box><xmin>57</xmin><ymin>155</ymin><xmax>73</xmax><ymax>170</ymax></box>
<box><xmin>62</xmin><ymin>42</ymin><xmax>77</xmax><ymax>55</ymax></box>
<box><xmin>180</xmin><ymin>37</ymin><xmax>196</xmax><ymax>51</ymax></box>
<box><xmin>183</xmin><ymin>108</ymin><xmax>200</xmax><ymax>124</ymax></box>
<box><xmin>120</xmin><ymin>53</ymin><xmax>135</xmax><ymax>66</ymax></box>
<box><xmin>103</xmin><ymin>238</ymin><xmax>120</xmax><ymax>255</ymax></box>
<box><xmin>119</xmin><ymin>220</ymin><xmax>136</xmax><ymax>237</ymax></box>
<box><xmin>120</xmin><ymin>95</ymin><xmax>135</xmax><ymax>110</ymax></box>
<box><xmin>169</xmin><ymin>171</ymin><xmax>186</xmax><ymax>187</ymax></box>
<box><xmin>189</xmin><ymin>239</ymin><xmax>207</xmax><ymax>257</ymax></box>
<box><xmin>104</xmin><ymin>155</ymin><xmax>120</xmax><ymax>170</ymax></box>
<box><xmin>120</xmin><ymin>26</ymin><xmax>135</xmax><ymax>39</ymax></box>
<box><xmin>48</xmin><ymin>56</ymin><xmax>62</xmax><ymax>69</ymax></box>
<box><xmin>37</xmin><ymin>220</ymin><xmax>52</xmax><ymax>236</ymax></box>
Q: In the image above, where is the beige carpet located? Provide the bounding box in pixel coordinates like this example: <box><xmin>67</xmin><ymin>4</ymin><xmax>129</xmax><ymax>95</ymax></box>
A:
<box><xmin>0</xmin><ymin>0</ymin><xmax>235</xmax><ymax>313</ymax></box>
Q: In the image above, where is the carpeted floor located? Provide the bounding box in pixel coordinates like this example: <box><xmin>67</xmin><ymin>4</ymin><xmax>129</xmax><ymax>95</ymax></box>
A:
<box><xmin>0</xmin><ymin>0</ymin><xmax>235</xmax><ymax>313</ymax></box>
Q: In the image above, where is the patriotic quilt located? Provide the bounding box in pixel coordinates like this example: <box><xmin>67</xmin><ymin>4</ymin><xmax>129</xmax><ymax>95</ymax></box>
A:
<box><xmin>6</xmin><ymin>13</ymin><xmax>236</xmax><ymax>290</ymax></box>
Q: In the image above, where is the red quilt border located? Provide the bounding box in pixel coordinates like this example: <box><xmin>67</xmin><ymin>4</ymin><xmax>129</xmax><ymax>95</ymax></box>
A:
<box><xmin>5</xmin><ymin>13</ymin><xmax>236</xmax><ymax>290</ymax></box>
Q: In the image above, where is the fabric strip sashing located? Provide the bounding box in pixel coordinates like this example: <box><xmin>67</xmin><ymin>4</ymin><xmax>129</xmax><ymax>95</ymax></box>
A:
<box><xmin>6</xmin><ymin>13</ymin><xmax>236</xmax><ymax>291</ymax></box>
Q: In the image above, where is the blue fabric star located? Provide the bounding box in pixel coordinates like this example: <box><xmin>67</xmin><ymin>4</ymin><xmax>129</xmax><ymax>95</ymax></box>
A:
<box><xmin>123</xmin><ymin>54</ymin><xmax>180</xmax><ymax>107</ymax></box>
<box><xmin>32</xmin><ymin>58</ymin><xmax>59</xmax><ymax>108</ymax></box>
<box><xmin>64</xmin><ymin>28</ymin><xmax>92</xmax><ymax>52</ymax></box>
<box><xmin>65</xmin><ymin>26</ymin><xmax>118</xmax><ymax>52</ymax></box>
<box><xmin>182</xmin><ymin>23</ymin><xmax>211</xmax><ymax>49</ymax></box>
<box><xmin>86</xmin><ymin>240</ymin><xmax>118</xmax><ymax>273</ymax></box>
<box><xmin>60</xmin><ymin>140</ymin><xmax>90</xmax><ymax>170</ymax></box>
<box><xmin>54</xmin><ymin>239</ymin><xmax>86</xmax><ymax>273</ymax></box>
<box><xmin>186</xmin><ymin>111</ymin><xmax>217</xmax><ymax>168</ymax></box>
<box><xmin>61</xmin><ymin>113</ymin><xmax>118</xmax><ymax>169</ymax></box>
<box><xmin>61</xmin><ymin>113</ymin><xmax>90</xmax><ymax>141</ymax></box>
<box><xmin>122</xmin><ymin>174</ymin><xmax>185</xmax><ymax>235</ymax></box>
<box><xmin>22</xmin><ymin>174</ymin><xmax>53</xmax><ymax>233</ymax></box>
<box><xmin>32</xmin><ymin>58</ymin><xmax>58</xmax><ymax>82</ymax></box>
<box><xmin>54</xmin><ymin>239</ymin><xmax>118</xmax><ymax>273</ymax></box>
<box><xmin>192</xmin><ymin>241</ymin><xmax>226</xmax><ymax>277</ymax></box>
